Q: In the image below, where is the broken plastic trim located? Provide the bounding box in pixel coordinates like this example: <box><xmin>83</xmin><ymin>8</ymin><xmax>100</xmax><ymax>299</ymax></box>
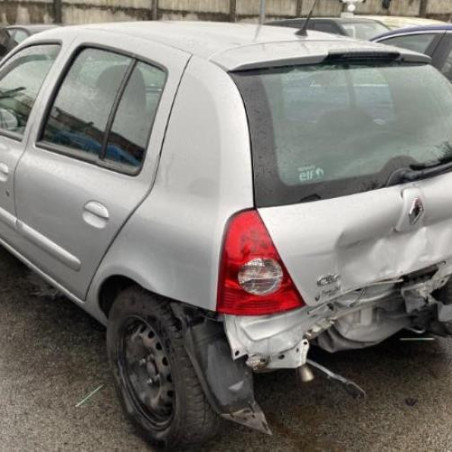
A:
<box><xmin>221</xmin><ymin>401</ymin><xmax>271</xmax><ymax>435</ymax></box>
<box><xmin>171</xmin><ymin>304</ymin><xmax>270</xmax><ymax>434</ymax></box>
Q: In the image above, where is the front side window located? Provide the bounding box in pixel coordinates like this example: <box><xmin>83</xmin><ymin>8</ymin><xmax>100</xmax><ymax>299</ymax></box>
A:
<box><xmin>0</xmin><ymin>44</ymin><xmax>60</xmax><ymax>137</ymax></box>
<box><xmin>380</xmin><ymin>33</ymin><xmax>437</xmax><ymax>54</ymax></box>
<box><xmin>234</xmin><ymin>61</ymin><xmax>452</xmax><ymax>206</ymax></box>
<box><xmin>41</xmin><ymin>48</ymin><xmax>166</xmax><ymax>172</ymax></box>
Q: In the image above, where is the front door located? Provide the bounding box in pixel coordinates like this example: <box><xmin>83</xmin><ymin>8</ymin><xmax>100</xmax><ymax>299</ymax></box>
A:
<box><xmin>0</xmin><ymin>44</ymin><xmax>60</xmax><ymax>241</ymax></box>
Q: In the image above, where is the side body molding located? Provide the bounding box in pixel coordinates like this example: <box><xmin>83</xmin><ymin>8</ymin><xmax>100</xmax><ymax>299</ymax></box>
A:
<box><xmin>16</xmin><ymin>221</ymin><xmax>81</xmax><ymax>271</ymax></box>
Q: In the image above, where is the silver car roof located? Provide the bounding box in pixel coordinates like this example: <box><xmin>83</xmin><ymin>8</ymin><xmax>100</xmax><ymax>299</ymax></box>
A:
<box><xmin>34</xmin><ymin>21</ymin><xmax>430</xmax><ymax>71</ymax></box>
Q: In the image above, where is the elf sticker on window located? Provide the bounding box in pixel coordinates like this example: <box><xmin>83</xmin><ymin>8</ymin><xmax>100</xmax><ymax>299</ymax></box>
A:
<box><xmin>298</xmin><ymin>165</ymin><xmax>325</xmax><ymax>182</ymax></box>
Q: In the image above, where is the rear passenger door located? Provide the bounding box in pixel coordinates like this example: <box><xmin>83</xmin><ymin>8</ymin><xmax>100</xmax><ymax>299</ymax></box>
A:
<box><xmin>14</xmin><ymin>35</ymin><xmax>190</xmax><ymax>299</ymax></box>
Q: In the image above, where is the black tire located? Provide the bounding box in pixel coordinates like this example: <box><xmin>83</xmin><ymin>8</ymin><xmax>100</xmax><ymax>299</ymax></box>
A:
<box><xmin>107</xmin><ymin>287</ymin><xmax>220</xmax><ymax>449</ymax></box>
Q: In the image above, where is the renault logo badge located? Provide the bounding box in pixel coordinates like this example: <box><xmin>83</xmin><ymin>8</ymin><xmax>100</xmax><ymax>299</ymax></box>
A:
<box><xmin>408</xmin><ymin>197</ymin><xmax>424</xmax><ymax>225</ymax></box>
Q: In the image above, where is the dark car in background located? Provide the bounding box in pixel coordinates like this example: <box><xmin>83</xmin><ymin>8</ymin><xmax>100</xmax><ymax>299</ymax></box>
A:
<box><xmin>0</xmin><ymin>28</ymin><xmax>15</xmax><ymax>59</ymax></box>
<box><xmin>0</xmin><ymin>24</ymin><xmax>58</xmax><ymax>59</ymax></box>
<box><xmin>267</xmin><ymin>17</ymin><xmax>389</xmax><ymax>40</ymax></box>
<box><xmin>372</xmin><ymin>25</ymin><xmax>452</xmax><ymax>82</ymax></box>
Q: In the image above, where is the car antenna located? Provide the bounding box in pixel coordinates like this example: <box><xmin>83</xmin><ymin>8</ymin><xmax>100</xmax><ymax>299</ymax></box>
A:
<box><xmin>296</xmin><ymin>0</ymin><xmax>321</xmax><ymax>36</ymax></box>
<box><xmin>254</xmin><ymin>0</ymin><xmax>267</xmax><ymax>40</ymax></box>
<box><xmin>259</xmin><ymin>0</ymin><xmax>267</xmax><ymax>25</ymax></box>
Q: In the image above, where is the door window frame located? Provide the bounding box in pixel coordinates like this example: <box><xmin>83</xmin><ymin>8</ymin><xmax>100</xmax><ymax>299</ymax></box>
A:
<box><xmin>36</xmin><ymin>44</ymin><xmax>168</xmax><ymax>177</ymax></box>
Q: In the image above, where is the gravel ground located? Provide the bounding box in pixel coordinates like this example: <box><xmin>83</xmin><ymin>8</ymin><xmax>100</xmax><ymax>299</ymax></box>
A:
<box><xmin>1</xmin><ymin>246</ymin><xmax>452</xmax><ymax>451</ymax></box>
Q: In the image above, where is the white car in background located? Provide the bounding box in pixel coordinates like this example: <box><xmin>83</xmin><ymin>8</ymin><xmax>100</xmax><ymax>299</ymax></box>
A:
<box><xmin>358</xmin><ymin>15</ymin><xmax>446</xmax><ymax>30</ymax></box>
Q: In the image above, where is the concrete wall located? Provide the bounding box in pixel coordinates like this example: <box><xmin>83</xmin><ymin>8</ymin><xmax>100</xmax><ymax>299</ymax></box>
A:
<box><xmin>1</xmin><ymin>0</ymin><xmax>451</xmax><ymax>26</ymax></box>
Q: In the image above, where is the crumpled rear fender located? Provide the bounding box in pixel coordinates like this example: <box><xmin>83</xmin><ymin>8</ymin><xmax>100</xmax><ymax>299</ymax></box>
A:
<box><xmin>171</xmin><ymin>304</ymin><xmax>271</xmax><ymax>434</ymax></box>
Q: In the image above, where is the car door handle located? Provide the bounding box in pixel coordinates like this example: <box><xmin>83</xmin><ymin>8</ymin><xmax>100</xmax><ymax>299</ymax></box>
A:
<box><xmin>83</xmin><ymin>201</ymin><xmax>109</xmax><ymax>229</ymax></box>
<box><xmin>0</xmin><ymin>163</ymin><xmax>9</xmax><ymax>182</ymax></box>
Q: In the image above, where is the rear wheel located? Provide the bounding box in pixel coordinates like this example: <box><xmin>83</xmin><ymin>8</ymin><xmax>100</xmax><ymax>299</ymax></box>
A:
<box><xmin>107</xmin><ymin>287</ymin><xmax>220</xmax><ymax>448</ymax></box>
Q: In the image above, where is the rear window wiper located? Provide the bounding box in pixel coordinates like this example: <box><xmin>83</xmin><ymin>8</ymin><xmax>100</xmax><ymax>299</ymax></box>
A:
<box><xmin>299</xmin><ymin>193</ymin><xmax>322</xmax><ymax>203</ymax></box>
<box><xmin>386</xmin><ymin>160</ymin><xmax>452</xmax><ymax>186</ymax></box>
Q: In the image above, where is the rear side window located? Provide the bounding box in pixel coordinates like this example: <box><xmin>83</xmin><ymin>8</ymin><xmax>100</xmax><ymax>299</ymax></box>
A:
<box><xmin>105</xmin><ymin>61</ymin><xmax>166</xmax><ymax>169</ymax></box>
<box><xmin>42</xmin><ymin>48</ymin><xmax>132</xmax><ymax>160</ymax></box>
<box><xmin>41</xmin><ymin>48</ymin><xmax>166</xmax><ymax>172</ymax></box>
<box><xmin>0</xmin><ymin>44</ymin><xmax>60</xmax><ymax>137</ymax></box>
<box><xmin>380</xmin><ymin>33</ymin><xmax>437</xmax><ymax>54</ymax></box>
<box><xmin>233</xmin><ymin>61</ymin><xmax>452</xmax><ymax>206</ymax></box>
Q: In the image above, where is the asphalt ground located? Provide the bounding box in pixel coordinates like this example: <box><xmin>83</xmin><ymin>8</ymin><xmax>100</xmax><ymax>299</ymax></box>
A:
<box><xmin>1</xmin><ymin>245</ymin><xmax>452</xmax><ymax>451</ymax></box>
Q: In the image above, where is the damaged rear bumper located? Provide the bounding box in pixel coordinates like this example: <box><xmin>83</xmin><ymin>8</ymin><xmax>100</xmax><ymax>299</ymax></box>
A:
<box><xmin>178</xmin><ymin>263</ymin><xmax>452</xmax><ymax>434</ymax></box>
<box><xmin>224</xmin><ymin>263</ymin><xmax>452</xmax><ymax>365</ymax></box>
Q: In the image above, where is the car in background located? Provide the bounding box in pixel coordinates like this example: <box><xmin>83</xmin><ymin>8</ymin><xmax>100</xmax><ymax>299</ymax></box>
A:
<box><xmin>0</xmin><ymin>28</ymin><xmax>16</xmax><ymax>59</ymax></box>
<box><xmin>0</xmin><ymin>24</ymin><xmax>58</xmax><ymax>59</ymax></box>
<box><xmin>359</xmin><ymin>15</ymin><xmax>446</xmax><ymax>30</ymax></box>
<box><xmin>7</xmin><ymin>24</ymin><xmax>59</xmax><ymax>45</ymax></box>
<box><xmin>267</xmin><ymin>17</ymin><xmax>389</xmax><ymax>40</ymax></box>
<box><xmin>372</xmin><ymin>25</ymin><xmax>452</xmax><ymax>82</ymax></box>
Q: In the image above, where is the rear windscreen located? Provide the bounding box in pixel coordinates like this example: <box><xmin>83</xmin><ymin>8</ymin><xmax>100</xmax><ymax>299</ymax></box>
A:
<box><xmin>233</xmin><ymin>62</ymin><xmax>452</xmax><ymax>207</ymax></box>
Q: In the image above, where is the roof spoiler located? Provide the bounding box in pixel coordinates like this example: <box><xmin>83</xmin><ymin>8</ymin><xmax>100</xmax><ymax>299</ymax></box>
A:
<box><xmin>228</xmin><ymin>48</ymin><xmax>431</xmax><ymax>72</ymax></box>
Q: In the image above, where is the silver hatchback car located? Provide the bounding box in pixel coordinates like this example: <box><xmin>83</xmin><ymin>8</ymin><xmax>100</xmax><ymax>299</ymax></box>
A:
<box><xmin>1</xmin><ymin>21</ymin><xmax>452</xmax><ymax>448</ymax></box>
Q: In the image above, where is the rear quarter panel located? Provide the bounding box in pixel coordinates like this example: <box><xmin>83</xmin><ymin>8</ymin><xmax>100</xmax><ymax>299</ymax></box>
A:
<box><xmin>87</xmin><ymin>56</ymin><xmax>254</xmax><ymax>321</ymax></box>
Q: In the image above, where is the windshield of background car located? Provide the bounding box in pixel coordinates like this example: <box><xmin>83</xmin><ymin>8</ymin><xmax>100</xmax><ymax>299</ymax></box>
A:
<box><xmin>233</xmin><ymin>61</ymin><xmax>452</xmax><ymax>207</ymax></box>
<box><xmin>342</xmin><ymin>21</ymin><xmax>389</xmax><ymax>40</ymax></box>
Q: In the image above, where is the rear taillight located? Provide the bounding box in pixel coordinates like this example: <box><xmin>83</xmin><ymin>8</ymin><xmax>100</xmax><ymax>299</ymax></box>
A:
<box><xmin>217</xmin><ymin>210</ymin><xmax>304</xmax><ymax>315</ymax></box>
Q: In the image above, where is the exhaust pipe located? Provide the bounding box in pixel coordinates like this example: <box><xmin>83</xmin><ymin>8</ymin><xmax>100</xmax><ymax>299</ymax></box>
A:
<box><xmin>297</xmin><ymin>364</ymin><xmax>315</xmax><ymax>383</ymax></box>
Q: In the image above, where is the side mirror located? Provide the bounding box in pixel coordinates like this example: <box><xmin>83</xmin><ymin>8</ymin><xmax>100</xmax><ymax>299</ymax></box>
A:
<box><xmin>0</xmin><ymin>108</ymin><xmax>18</xmax><ymax>131</ymax></box>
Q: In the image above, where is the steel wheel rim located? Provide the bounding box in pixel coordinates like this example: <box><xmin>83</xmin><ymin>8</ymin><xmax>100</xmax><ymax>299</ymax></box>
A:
<box><xmin>119</xmin><ymin>316</ymin><xmax>175</xmax><ymax>429</ymax></box>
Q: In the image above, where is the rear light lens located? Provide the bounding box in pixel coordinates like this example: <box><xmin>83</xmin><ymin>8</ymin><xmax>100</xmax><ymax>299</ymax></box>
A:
<box><xmin>217</xmin><ymin>210</ymin><xmax>304</xmax><ymax>315</ymax></box>
<box><xmin>238</xmin><ymin>258</ymin><xmax>283</xmax><ymax>295</ymax></box>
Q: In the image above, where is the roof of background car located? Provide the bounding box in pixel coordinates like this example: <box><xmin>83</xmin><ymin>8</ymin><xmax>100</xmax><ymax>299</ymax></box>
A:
<box><xmin>372</xmin><ymin>24</ymin><xmax>452</xmax><ymax>41</ymax></box>
<box><xmin>7</xmin><ymin>24</ymin><xmax>59</xmax><ymax>33</ymax></box>
<box><xmin>358</xmin><ymin>15</ymin><xmax>446</xmax><ymax>27</ymax></box>
<box><xmin>29</xmin><ymin>21</ymin><xmax>428</xmax><ymax>71</ymax></box>
<box><xmin>268</xmin><ymin>17</ymin><xmax>386</xmax><ymax>24</ymax></box>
